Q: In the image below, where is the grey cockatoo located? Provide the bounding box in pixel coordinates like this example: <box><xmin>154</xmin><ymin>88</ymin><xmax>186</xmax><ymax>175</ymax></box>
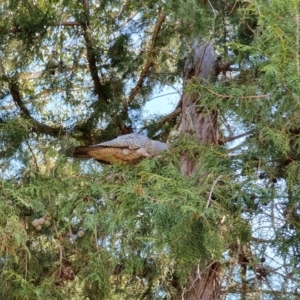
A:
<box><xmin>73</xmin><ymin>133</ymin><xmax>168</xmax><ymax>165</ymax></box>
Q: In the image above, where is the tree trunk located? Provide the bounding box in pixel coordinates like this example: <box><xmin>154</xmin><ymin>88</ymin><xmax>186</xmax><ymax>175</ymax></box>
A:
<box><xmin>180</xmin><ymin>42</ymin><xmax>221</xmax><ymax>300</ymax></box>
<box><xmin>181</xmin><ymin>42</ymin><xmax>218</xmax><ymax>176</ymax></box>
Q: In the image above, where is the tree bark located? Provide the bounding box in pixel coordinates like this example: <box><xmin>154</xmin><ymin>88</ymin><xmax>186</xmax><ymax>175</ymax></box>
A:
<box><xmin>181</xmin><ymin>42</ymin><xmax>218</xmax><ymax>176</ymax></box>
<box><xmin>180</xmin><ymin>41</ymin><xmax>221</xmax><ymax>300</ymax></box>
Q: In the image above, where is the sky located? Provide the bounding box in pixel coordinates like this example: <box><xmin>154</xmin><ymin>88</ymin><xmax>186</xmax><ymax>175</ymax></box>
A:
<box><xmin>144</xmin><ymin>85</ymin><xmax>181</xmax><ymax>115</ymax></box>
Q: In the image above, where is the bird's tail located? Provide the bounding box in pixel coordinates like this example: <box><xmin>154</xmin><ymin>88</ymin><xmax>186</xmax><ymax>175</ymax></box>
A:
<box><xmin>73</xmin><ymin>146</ymin><xmax>92</xmax><ymax>159</ymax></box>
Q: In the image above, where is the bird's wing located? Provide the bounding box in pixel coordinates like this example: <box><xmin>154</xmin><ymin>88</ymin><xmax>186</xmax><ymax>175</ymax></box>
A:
<box><xmin>93</xmin><ymin>133</ymin><xmax>150</xmax><ymax>149</ymax></box>
<box><xmin>73</xmin><ymin>146</ymin><xmax>145</xmax><ymax>164</ymax></box>
<box><xmin>72</xmin><ymin>146</ymin><xmax>94</xmax><ymax>159</ymax></box>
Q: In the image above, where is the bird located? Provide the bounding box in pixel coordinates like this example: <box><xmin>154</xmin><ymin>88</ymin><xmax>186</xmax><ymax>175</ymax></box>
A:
<box><xmin>73</xmin><ymin>133</ymin><xmax>168</xmax><ymax>165</ymax></box>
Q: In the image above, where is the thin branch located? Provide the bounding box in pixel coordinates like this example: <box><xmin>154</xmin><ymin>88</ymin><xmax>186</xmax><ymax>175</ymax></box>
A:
<box><xmin>218</xmin><ymin>129</ymin><xmax>255</xmax><ymax>144</ymax></box>
<box><xmin>104</xmin><ymin>12</ymin><xmax>167</xmax><ymax>135</ymax></box>
<box><xmin>251</xmin><ymin>237</ymin><xmax>273</xmax><ymax>243</ymax></box>
<box><xmin>140</xmin><ymin>100</ymin><xmax>182</xmax><ymax>136</ymax></box>
<box><xmin>147</xmin><ymin>92</ymin><xmax>180</xmax><ymax>102</ymax></box>
<box><xmin>8</xmin><ymin>78</ymin><xmax>64</xmax><ymax>136</ymax></box>
<box><xmin>80</xmin><ymin>4</ymin><xmax>108</xmax><ymax>106</ymax></box>
<box><xmin>227</xmin><ymin>0</ymin><xmax>239</xmax><ymax>16</ymax></box>
<box><xmin>207</xmin><ymin>175</ymin><xmax>222</xmax><ymax>209</ymax></box>
<box><xmin>94</xmin><ymin>224</ymin><xmax>99</xmax><ymax>251</ymax></box>
<box><xmin>25</xmin><ymin>139</ymin><xmax>40</xmax><ymax>173</ymax></box>
<box><xmin>54</xmin><ymin>21</ymin><xmax>80</xmax><ymax>26</ymax></box>
<box><xmin>160</xmin><ymin>106</ymin><xmax>182</xmax><ymax>124</ymax></box>
<box><xmin>127</xmin><ymin>13</ymin><xmax>166</xmax><ymax>104</ymax></box>
<box><xmin>220</xmin><ymin>116</ymin><xmax>234</xmax><ymax>136</ymax></box>
<box><xmin>78</xmin><ymin>0</ymin><xmax>132</xmax><ymax>134</ymax></box>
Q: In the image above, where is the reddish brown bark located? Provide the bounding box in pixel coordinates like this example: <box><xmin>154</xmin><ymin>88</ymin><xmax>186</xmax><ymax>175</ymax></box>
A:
<box><xmin>181</xmin><ymin>42</ymin><xmax>218</xmax><ymax>176</ymax></box>
<box><xmin>180</xmin><ymin>42</ymin><xmax>221</xmax><ymax>300</ymax></box>
<box><xmin>180</xmin><ymin>262</ymin><xmax>222</xmax><ymax>300</ymax></box>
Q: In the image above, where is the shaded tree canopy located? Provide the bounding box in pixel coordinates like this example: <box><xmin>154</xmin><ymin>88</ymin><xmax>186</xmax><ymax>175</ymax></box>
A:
<box><xmin>1</xmin><ymin>0</ymin><xmax>300</xmax><ymax>299</ymax></box>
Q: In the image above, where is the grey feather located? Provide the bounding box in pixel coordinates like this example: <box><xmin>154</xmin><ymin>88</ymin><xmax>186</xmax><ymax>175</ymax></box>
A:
<box><xmin>92</xmin><ymin>133</ymin><xmax>168</xmax><ymax>157</ymax></box>
<box><xmin>95</xmin><ymin>133</ymin><xmax>149</xmax><ymax>149</ymax></box>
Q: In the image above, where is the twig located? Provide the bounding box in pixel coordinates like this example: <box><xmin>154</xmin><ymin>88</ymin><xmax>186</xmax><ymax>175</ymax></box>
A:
<box><xmin>25</xmin><ymin>140</ymin><xmax>40</xmax><ymax>173</ymax></box>
<box><xmin>205</xmin><ymin>106</ymin><xmax>218</xmax><ymax>143</ymax></box>
<box><xmin>207</xmin><ymin>175</ymin><xmax>222</xmax><ymax>209</ymax></box>
<box><xmin>94</xmin><ymin>224</ymin><xmax>99</xmax><ymax>250</ymax></box>
<box><xmin>80</xmin><ymin>1</ymin><xmax>108</xmax><ymax>106</ymax></box>
<box><xmin>147</xmin><ymin>92</ymin><xmax>180</xmax><ymax>102</ymax></box>
<box><xmin>159</xmin><ymin>106</ymin><xmax>182</xmax><ymax>124</ymax></box>
<box><xmin>227</xmin><ymin>0</ymin><xmax>239</xmax><ymax>17</ymax></box>
<box><xmin>218</xmin><ymin>129</ymin><xmax>255</xmax><ymax>144</ymax></box>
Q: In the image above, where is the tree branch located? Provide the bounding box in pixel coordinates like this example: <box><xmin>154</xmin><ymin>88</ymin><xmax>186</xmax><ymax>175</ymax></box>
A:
<box><xmin>78</xmin><ymin>0</ymin><xmax>133</xmax><ymax>135</ymax></box>
<box><xmin>218</xmin><ymin>130</ymin><xmax>255</xmax><ymax>145</ymax></box>
<box><xmin>80</xmin><ymin>10</ymin><xmax>108</xmax><ymax>105</ymax></box>
<box><xmin>8</xmin><ymin>78</ymin><xmax>63</xmax><ymax>136</ymax></box>
<box><xmin>159</xmin><ymin>106</ymin><xmax>182</xmax><ymax>125</ymax></box>
<box><xmin>140</xmin><ymin>101</ymin><xmax>182</xmax><ymax>138</ymax></box>
<box><xmin>25</xmin><ymin>139</ymin><xmax>40</xmax><ymax>173</ymax></box>
<box><xmin>127</xmin><ymin>13</ymin><xmax>166</xmax><ymax>104</ymax></box>
<box><xmin>53</xmin><ymin>21</ymin><xmax>81</xmax><ymax>26</ymax></box>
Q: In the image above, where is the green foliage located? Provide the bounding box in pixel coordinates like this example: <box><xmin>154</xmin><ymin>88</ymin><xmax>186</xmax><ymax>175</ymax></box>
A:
<box><xmin>1</xmin><ymin>0</ymin><xmax>300</xmax><ymax>299</ymax></box>
<box><xmin>13</xmin><ymin>2</ymin><xmax>54</xmax><ymax>38</ymax></box>
<box><xmin>0</xmin><ymin>140</ymin><xmax>252</xmax><ymax>299</ymax></box>
<box><xmin>0</xmin><ymin>118</ymin><xmax>30</xmax><ymax>158</ymax></box>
